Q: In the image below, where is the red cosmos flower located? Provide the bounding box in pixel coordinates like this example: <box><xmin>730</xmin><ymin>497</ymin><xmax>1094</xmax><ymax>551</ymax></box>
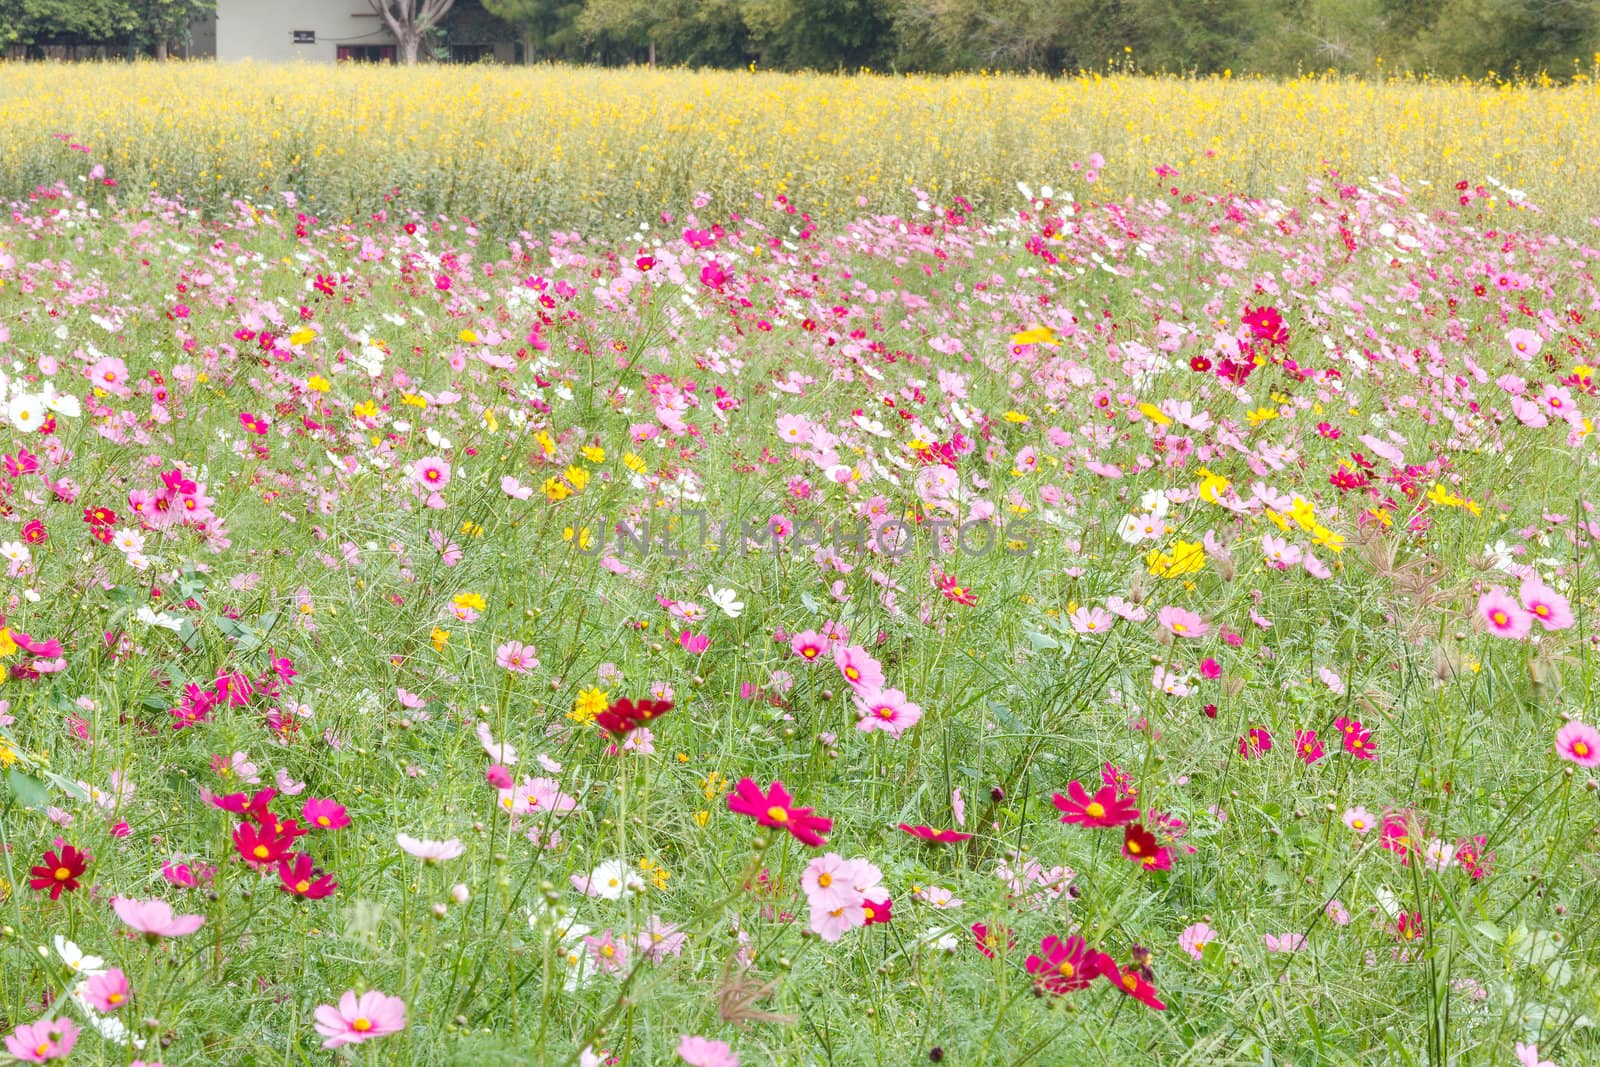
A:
<box><xmin>1294</xmin><ymin>729</ymin><xmax>1325</xmax><ymax>765</ymax></box>
<box><xmin>896</xmin><ymin>823</ymin><xmax>973</xmax><ymax>843</ymax></box>
<box><xmin>1122</xmin><ymin>824</ymin><xmax>1172</xmax><ymax>871</ymax></box>
<box><xmin>239</xmin><ymin>412</ymin><xmax>270</xmax><ymax>436</ymax></box>
<box><xmin>1024</xmin><ymin>935</ymin><xmax>1095</xmax><ymax>995</ymax></box>
<box><xmin>971</xmin><ymin>922</ymin><xmax>1015</xmax><ymax>958</ymax></box>
<box><xmin>726</xmin><ymin>778</ymin><xmax>832</xmax><ymax>847</ymax></box>
<box><xmin>1242</xmin><ymin>305</ymin><xmax>1288</xmax><ymax>347</ymax></box>
<box><xmin>21</xmin><ymin>519</ymin><xmax>47</xmax><ymax>544</ymax></box>
<box><xmin>84</xmin><ymin>506</ymin><xmax>118</xmax><ymax>527</ymax></box>
<box><xmin>1395</xmin><ymin>911</ymin><xmax>1425</xmax><ymax>943</ymax></box>
<box><xmin>934</xmin><ymin>570</ymin><xmax>977</xmax><ymax>607</ymax></box>
<box><xmin>861</xmin><ymin>895</ymin><xmax>892</xmax><ymax>926</ymax></box>
<box><xmin>1052</xmin><ymin>781</ymin><xmax>1139</xmax><ymax>828</ymax></box>
<box><xmin>277</xmin><ymin>854</ymin><xmax>338</xmax><ymax>900</ymax></box>
<box><xmin>29</xmin><ymin>842</ymin><xmax>90</xmax><ymax>899</ymax></box>
<box><xmin>594</xmin><ymin>697</ymin><xmax>673</xmax><ymax>738</ymax></box>
<box><xmin>233</xmin><ymin>822</ymin><xmax>295</xmax><ymax>868</ymax></box>
<box><xmin>1095</xmin><ymin>953</ymin><xmax>1168</xmax><ymax>1010</ymax></box>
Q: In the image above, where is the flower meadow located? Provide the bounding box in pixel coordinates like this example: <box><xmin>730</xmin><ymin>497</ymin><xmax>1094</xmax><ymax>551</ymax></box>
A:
<box><xmin>3</xmin><ymin>63</ymin><xmax>1600</xmax><ymax>236</ymax></box>
<box><xmin>0</xmin><ymin>111</ymin><xmax>1597</xmax><ymax>1067</ymax></box>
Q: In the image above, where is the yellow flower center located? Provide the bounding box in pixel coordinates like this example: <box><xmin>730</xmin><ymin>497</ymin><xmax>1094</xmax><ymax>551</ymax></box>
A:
<box><xmin>108</xmin><ymin>992</ymin><xmax>124</xmax><ymax>1004</ymax></box>
<box><xmin>1122</xmin><ymin>973</ymin><xmax>1138</xmax><ymax>992</ymax></box>
<box><xmin>54</xmin><ymin>867</ymin><xmax>71</xmax><ymax>880</ymax></box>
<box><xmin>818</xmin><ymin>873</ymin><xmax>832</xmax><ymax>888</ymax></box>
<box><xmin>317</xmin><ymin>816</ymin><xmax>331</xmax><ymax>827</ymax></box>
<box><xmin>845</xmin><ymin>666</ymin><xmax>859</xmax><ymax>680</ymax></box>
<box><xmin>253</xmin><ymin>845</ymin><xmax>271</xmax><ymax>860</ymax></box>
<box><xmin>296</xmin><ymin>880</ymin><xmax>311</xmax><ymax>893</ymax></box>
<box><xmin>1085</xmin><ymin>802</ymin><xmax>1105</xmax><ymax>818</ymax></box>
<box><xmin>352</xmin><ymin>1017</ymin><xmax>372</xmax><ymax>1032</ymax></box>
<box><xmin>767</xmin><ymin>806</ymin><xmax>789</xmax><ymax>822</ymax></box>
<box><xmin>1490</xmin><ymin>610</ymin><xmax>1508</xmax><ymax>626</ymax></box>
<box><xmin>1576</xmin><ymin>741</ymin><xmax>1591</xmax><ymax>757</ymax></box>
<box><xmin>1058</xmin><ymin>960</ymin><xmax>1075</xmax><ymax>976</ymax></box>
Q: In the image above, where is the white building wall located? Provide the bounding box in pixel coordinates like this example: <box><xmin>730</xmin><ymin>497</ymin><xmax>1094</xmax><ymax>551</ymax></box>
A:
<box><xmin>214</xmin><ymin>0</ymin><xmax>398</xmax><ymax>62</ymax></box>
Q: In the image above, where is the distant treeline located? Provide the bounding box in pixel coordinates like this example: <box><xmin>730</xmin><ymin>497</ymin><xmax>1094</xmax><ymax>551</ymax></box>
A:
<box><xmin>3</xmin><ymin>0</ymin><xmax>1598</xmax><ymax>78</ymax></box>
<box><xmin>487</xmin><ymin>0</ymin><xmax>1600</xmax><ymax>78</ymax></box>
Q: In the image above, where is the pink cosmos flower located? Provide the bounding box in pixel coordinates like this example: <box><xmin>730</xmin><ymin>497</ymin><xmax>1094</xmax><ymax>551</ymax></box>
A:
<box><xmin>396</xmin><ymin>833</ymin><xmax>465</xmax><ymax>862</ymax></box>
<box><xmin>678</xmin><ymin>1034</ymin><xmax>739</xmax><ymax>1067</ymax></box>
<box><xmin>852</xmin><ymin>686</ymin><xmax>924</xmax><ymax>738</ymax></box>
<box><xmin>496</xmin><ymin>640</ymin><xmax>540</xmax><ymax>673</ymax></box>
<box><xmin>789</xmin><ymin>629</ymin><xmax>828</xmax><ymax>662</ymax></box>
<box><xmin>1515</xmin><ymin>1042</ymin><xmax>1557</xmax><ymax>1067</ymax></box>
<box><xmin>1264</xmin><ymin>932</ymin><xmax>1305</xmax><ymax>953</ymax></box>
<box><xmin>831</xmin><ymin>644</ymin><xmax>885</xmax><ymax>690</ymax></box>
<box><xmin>802</xmin><ymin>852</ymin><xmax>863</xmax><ymax>911</ymax></box>
<box><xmin>84</xmin><ymin>967</ymin><xmax>131</xmax><ymax>1011</ymax></box>
<box><xmin>1156</xmin><ymin>605</ymin><xmax>1208</xmax><ymax>639</ymax></box>
<box><xmin>5</xmin><ymin>1018</ymin><xmax>77</xmax><ymax>1062</ymax></box>
<box><xmin>1519</xmin><ymin>579</ymin><xmax>1573</xmax><ymax>631</ymax></box>
<box><xmin>412</xmin><ymin>456</ymin><xmax>451</xmax><ymax>489</ymax></box>
<box><xmin>1478</xmin><ymin>586</ymin><xmax>1533</xmax><ymax>639</ymax></box>
<box><xmin>111</xmin><ymin>897</ymin><xmax>205</xmax><ymax>938</ymax></box>
<box><xmin>1178</xmin><ymin>922</ymin><xmax>1216</xmax><ymax>961</ymax></box>
<box><xmin>1556</xmin><ymin>720</ymin><xmax>1600</xmax><ymax>768</ymax></box>
<box><xmin>636</xmin><ymin>915</ymin><xmax>688</xmax><ymax>962</ymax></box>
<box><xmin>313</xmin><ymin>989</ymin><xmax>406</xmax><ymax>1049</ymax></box>
<box><xmin>1068</xmin><ymin>605</ymin><xmax>1115</xmax><ymax>634</ymax></box>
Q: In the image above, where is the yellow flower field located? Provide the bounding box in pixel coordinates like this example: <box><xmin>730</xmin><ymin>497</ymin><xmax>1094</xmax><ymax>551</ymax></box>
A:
<box><xmin>1</xmin><ymin>62</ymin><xmax>1596</xmax><ymax>229</ymax></box>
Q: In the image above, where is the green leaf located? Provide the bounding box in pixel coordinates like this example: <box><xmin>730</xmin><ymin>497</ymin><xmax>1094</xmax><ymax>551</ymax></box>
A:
<box><xmin>5</xmin><ymin>768</ymin><xmax>49</xmax><ymax>809</ymax></box>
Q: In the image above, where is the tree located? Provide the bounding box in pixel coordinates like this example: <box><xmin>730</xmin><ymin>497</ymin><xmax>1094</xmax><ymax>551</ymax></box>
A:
<box><xmin>132</xmin><ymin>0</ymin><xmax>214</xmax><ymax>58</ymax></box>
<box><xmin>369</xmin><ymin>0</ymin><xmax>457</xmax><ymax>64</ymax></box>
<box><xmin>483</xmin><ymin>0</ymin><xmax>587</xmax><ymax>61</ymax></box>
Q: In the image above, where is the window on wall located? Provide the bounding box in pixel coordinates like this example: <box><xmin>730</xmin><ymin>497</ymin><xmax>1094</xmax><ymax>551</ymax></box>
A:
<box><xmin>292</xmin><ymin>30</ymin><xmax>315</xmax><ymax>44</ymax></box>
<box><xmin>336</xmin><ymin>45</ymin><xmax>396</xmax><ymax>62</ymax></box>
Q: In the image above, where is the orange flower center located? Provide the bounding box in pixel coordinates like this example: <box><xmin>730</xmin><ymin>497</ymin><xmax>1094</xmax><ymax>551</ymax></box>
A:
<box><xmin>817</xmin><ymin>873</ymin><xmax>832</xmax><ymax>888</ymax></box>
<box><xmin>54</xmin><ymin>867</ymin><xmax>71</xmax><ymax>880</ymax></box>
<box><xmin>352</xmin><ymin>1017</ymin><xmax>372</xmax><ymax>1032</ymax></box>
<box><xmin>1058</xmin><ymin>960</ymin><xmax>1075</xmax><ymax>976</ymax></box>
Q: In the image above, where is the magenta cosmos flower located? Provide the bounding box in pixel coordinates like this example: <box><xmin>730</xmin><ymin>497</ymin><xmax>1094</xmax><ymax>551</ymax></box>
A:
<box><xmin>725</xmin><ymin>778</ymin><xmax>831</xmax><ymax>847</ymax></box>
<box><xmin>313</xmin><ymin>990</ymin><xmax>406</xmax><ymax>1049</ymax></box>
<box><xmin>678</xmin><ymin>1034</ymin><xmax>739</xmax><ymax>1067</ymax></box>
<box><xmin>1478</xmin><ymin>586</ymin><xmax>1532</xmax><ymax>639</ymax></box>
<box><xmin>1556</xmin><ymin>720</ymin><xmax>1600</xmax><ymax>768</ymax></box>
<box><xmin>112</xmin><ymin>897</ymin><xmax>205</xmax><ymax>938</ymax></box>
<box><xmin>5</xmin><ymin>1018</ymin><xmax>77</xmax><ymax>1062</ymax></box>
<box><xmin>84</xmin><ymin>968</ymin><xmax>131</xmax><ymax>1011</ymax></box>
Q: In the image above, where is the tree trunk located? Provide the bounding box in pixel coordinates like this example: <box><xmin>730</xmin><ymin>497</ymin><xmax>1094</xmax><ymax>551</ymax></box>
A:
<box><xmin>155</xmin><ymin>38</ymin><xmax>168</xmax><ymax>60</ymax></box>
<box><xmin>648</xmin><ymin>39</ymin><xmax>656</xmax><ymax>68</ymax></box>
<box><xmin>399</xmin><ymin>30</ymin><xmax>420</xmax><ymax>64</ymax></box>
<box><xmin>523</xmin><ymin>31</ymin><xmax>535</xmax><ymax>65</ymax></box>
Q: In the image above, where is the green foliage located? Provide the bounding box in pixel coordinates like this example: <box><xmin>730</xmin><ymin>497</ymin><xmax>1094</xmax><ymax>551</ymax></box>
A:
<box><xmin>0</xmin><ymin>0</ymin><xmax>214</xmax><ymax>50</ymax></box>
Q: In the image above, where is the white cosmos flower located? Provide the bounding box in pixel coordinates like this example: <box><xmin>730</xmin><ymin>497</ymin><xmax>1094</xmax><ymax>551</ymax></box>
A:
<box><xmin>705</xmin><ymin>586</ymin><xmax>745</xmax><ymax>619</ymax></box>
<box><xmin>571</xmin><ymin>859</ymin><xmax>643</xmax><ymax>900</ymax></box>
<box><xmin>9</xmin><ymin>394</ymin><xmax>45</xmax><ymax>432</ymax></box>
<box><xmin>53</xmin><ymin>936</ymin><xmax>107</xmax><ymax>977</ymax></box>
